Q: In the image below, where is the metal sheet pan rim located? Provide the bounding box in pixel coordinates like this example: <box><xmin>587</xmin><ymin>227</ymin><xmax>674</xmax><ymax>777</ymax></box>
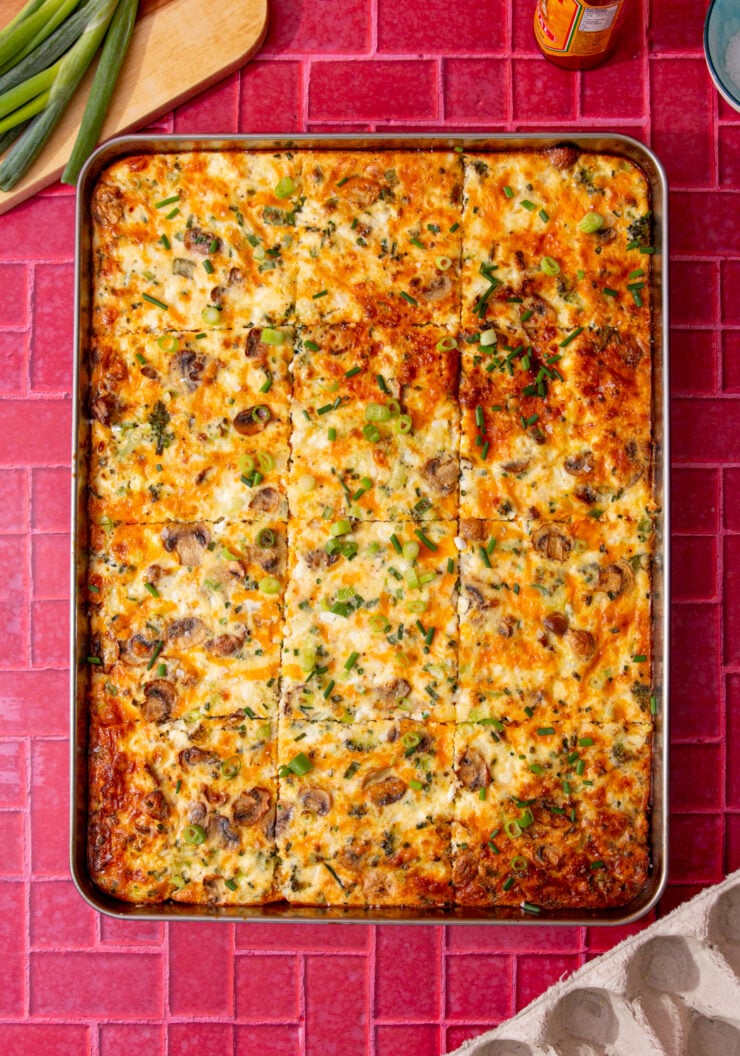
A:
<box><xmin>70</xmin><ymin>131</ymin><xmax>669</xmax><ymax>925</ymax></box>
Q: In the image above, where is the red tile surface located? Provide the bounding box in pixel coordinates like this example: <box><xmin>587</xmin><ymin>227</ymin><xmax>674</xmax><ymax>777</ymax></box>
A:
<box><xmin>169</xmin><ymin>923</ymin><xmax>234</xmax><ymax>1017</ymax></box>
<box><xmin>0</xmin><ymin>3</ymin><xmax>737</xmax><ymax>1053</ymax></box>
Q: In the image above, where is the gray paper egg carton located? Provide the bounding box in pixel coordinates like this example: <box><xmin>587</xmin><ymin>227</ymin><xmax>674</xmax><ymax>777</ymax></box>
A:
<box><xmin>448</xmin><ymin>871</ymin><xmax>740</xmax><ymax>1056</ymax></box>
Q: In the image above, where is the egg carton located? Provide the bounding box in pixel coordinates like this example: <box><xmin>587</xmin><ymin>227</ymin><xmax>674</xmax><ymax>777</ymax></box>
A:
<box><xmin>448</xmin><ymin>871</ymin><xmax>740</xmax><ymax>1056</ymax></box>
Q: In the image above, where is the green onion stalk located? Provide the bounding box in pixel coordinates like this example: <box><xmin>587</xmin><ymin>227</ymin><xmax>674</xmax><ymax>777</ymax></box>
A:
<box><xmin>0</xmin><ymin>0</ymin><xmax>119</xmax><ymax>191</ymax></box>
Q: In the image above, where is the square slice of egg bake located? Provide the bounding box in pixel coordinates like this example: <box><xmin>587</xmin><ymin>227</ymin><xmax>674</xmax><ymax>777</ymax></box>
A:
<box><xmin>86</xmin><ymin>145</ymin><xmax>656</xmax><ymax>911</ymax></box>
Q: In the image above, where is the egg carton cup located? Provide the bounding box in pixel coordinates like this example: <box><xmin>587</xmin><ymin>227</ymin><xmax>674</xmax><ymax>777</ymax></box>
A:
<box><xmin>448</xmin><ymin>871</ymin><xmax>740</xmax><ymax>1056</ymax></box>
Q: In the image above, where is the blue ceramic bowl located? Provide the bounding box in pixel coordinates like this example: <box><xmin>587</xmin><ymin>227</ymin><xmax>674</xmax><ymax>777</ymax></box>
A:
<box><xmin>705</xmin><ymin>0</ymin><xmax>740</xmax><ymax>112</ymax></box>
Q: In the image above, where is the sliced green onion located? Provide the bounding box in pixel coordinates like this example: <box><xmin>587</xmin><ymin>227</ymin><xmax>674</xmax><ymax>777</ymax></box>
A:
<box><xmin>409</xmin><ymin>779</ymin><xmax>423</xmax><ymax>791</ymax></box>
<box><xmin>578</xmin><ymin>737</ymin><xmax>594</xmax><ymax>746</ymax></box>
<box><xmin>403</xmin><ymin>541</ymin><xmax>420</xmax><ymax>561</ymax></box>
<box><xmin>297</xmin><ymin>474</ymin><xmax>316</xmax><ymax>493</ymax></box>
<box><xmin>202</xmin><ymin>306</ymin><xmax>221</xmax><ymax>324</ymax></box>
<box><xmin>258</xmin><ymin>576</ymin><xmax>281</xmax><ymax>595</ymax></box>
<box><xmin>183</xmin><ymin>823</ymin><xmax>206</xmax><ymax>846</ymax></box>
<box><xmin>202</xmin><ymin>259</ymin><xmax>214</xmax><ymax>275</ymax></box>
<box><xmin>521</xmin><ymin>902</ymin><xmax>541</xmax><ymax>915</ymax></box>
<box><xmin>257</xmin><ymin>528</ymin><xmax>275</xmax><ymax>548</ymax></box>
<box><xmin>328</xmin><ymin>427</ymin><xmax>337</xmax><ymax>442</ymax></box>
<box><xmin>274</xmin><ymin>176</ymin><xmax>296</xmax><ymax>198</ymax></box>
<box><xmin>157</xmin><ymin>334</ymin><xmax>179</xmax><ymax>352</ymax></box>
<box><xmin>401</xmin><ymin>731</ymin><xmax>421</xmax><ymax>751</ymax></box>
<box><xmin>221</xmin><ymin>755</ymin><xmax>241</xmax><ymax>779</ymax></box>
<box><xmin>394</xmin><ymin>415</ymin><xmax>412</xmax><ymax>434</ymax></box>
<box><xmin>578</xmin><ymin>211</ymin><xmax>605</xmax><ymax>233</ymax></box>
<box><xmin>480</xmin><ymin>329</ymin><xmax>496</xmax><ymax>347</ymax></box>
<box><xmin>504</xmin><ymin>819</ymin><xmax>522</xmax><ymax>839</ymax></box>
<box><xmin>331</xmin><ymin>519</ymin><xmax>352</xmax><ymax>537</ymax></box>
<box><xmin>539</xmin><ymin>208</ymin><xmax>549</xmax><ymax>222</ymax></box>
<box><xmin>503</xmin><ymin>185</ymin><xmax>514</xmax><ymax>198</ymax></box>
<box><xmin>344</xmin><ymin>365</ymin><xmax>361</xmax><ymax>378</ymax></box>
<box><xmin>435</xmin><ymin>255</ymin><xmax>452</xmax><ymax>271</ymax></box>
<box><xmin>304</xmin><ymin>339</ymin><xmax>320</xmax><ymax>352</ymax></box>
<box><xmin>363</xmin><ymin>423</ymin><xmax>381</xmax><ymax>443</ymax></box>
<box><xmin>144</xmin><ymin>582</ymin><xmax>159</xmax><ymax>598</ymax></box>
<box><xmin>344</xmin><ymin>651</ymin><xmax>359</xmax><ymax>671</ymax></box>
<box><xmin>520</xmin><ymin>199</ymin><xmax>535</xmax><ymax>211</ymax></box>
<box><xmin>511</xmin><ymin>855</ymin><xmax>528</xmax><ymax>872</ymax></box>
<box><xmin>155</xmin><ymin>194</ymin><xmax>180</xmax><ymax>209</ymax></box>
<box><xmin>559</xmin><ymin>327</ymin><xmax>584</xmax><ymax>347</ymax></box>
<box><xmin>436</xmin><ymin>338</ymin><xmax>457</xmax><ymax>355</ymax></box>
<box><xmin>479</xmin><ymin>546</ymin><xmax>491</xmax><ymax>569</ymax></box>
<box><xmin>541</xmin><ymin>256</ymin><xmax>560</xmax><ymax>276</ymax></box>
<box><xmin>260</xmin><ymin>327</ymin><xmax>285</xmax><ymax>345</ymax></box>
<box><xmin>284</xmin><ymin>751</ymin><xmax>313</xmax><ymax>775</ymax></box>
<box><xmin>399</xmin><ymin>290</ymin><xmax>418</xmax><ymax>305</ymax></box>
<box><xmin>143</xmin><ymin>293</ymin><xmax>168</xmax><ymax>311</ymax></box>
<box><xmin>366</xmin><ymin>402</ymin><xmax>391</xmax><ymax>423</ymax></box>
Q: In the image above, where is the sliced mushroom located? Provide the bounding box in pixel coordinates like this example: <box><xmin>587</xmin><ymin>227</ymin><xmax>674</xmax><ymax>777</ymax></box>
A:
<box><xmin>575</xmin><ymin>485</ymin><xmax>599</xmax><ymax>506</ymax></box>
<box><xmin>209</xmin><ymin>815</ymin><xmax>240</xmax><ymax>847</ymax></box>
<box><xmin>139</xmin><ymin>679</ymin><xmax>177</xmax><ymax>722</ymax></box>
<box><xmin>201</xmin><ymin>875</ymin><xmax>222</xmax><ymax>904</ymax></box>
<box><xmin>456</xmin><ymin>749</ymin><xmax>490</xmax><ymax>791</ymax></box>
<box><xmin>245</xmin><ymin>328</ymin><xmax>264</xmax><ymax>357</ymax></box>
<box><xmin>546</xmin><ymin>144</ymin><xmax>580</xmax><ymax>170</ymax></box>
<box><xmin>596</xmin><ymin>226</ymin><xmax>617</xmax><ymax>246</ymax></box>
<box><xmin>409</xmin><ymin>273</ymin><xmax>452</xmax><ymax>303</ymax></box>
<box><xmin>232</xmin><ymin>787</ymin><xmax>272</xmax><ymax>827</ymax></box>
<box><xmin>502</xmin><ymin>459</ymin><xmax>530</xmax><ymax>474</ymax></box>
<box><xmin>300</xmin><ymin>788</ymin><xmax>333</xmax><ymax>816</ymax></box>
<box><xmin>161</xmin><ymin>523</ymin><xmax>211</xmax><ymax>566</ymax></box>
<box><xmin>228</xmin><ymin>267</ymin><xmax>243</xmax><ymax>286</ymax></box>
<box><xmin>537</xmin><ymin>844</ymin><xmax>562</xmax><ymax>867</ymax></box>
<box><xmin>90</xmin><ymin>392</ymin><xmax>116</xmax><ymax>425</ymax></box>
<box><xmin>233</xmin><ymin>405</ymin><xmax>272</xmax><ymax>436</ymax></box>
<box><xmin>172</xmin><ymin>257</ymin><xmax>196</xmax><ymax>279</ymax></box>
<box><xmin>167</xmin><ymin>617</ymin><xmax>208</xmax><ymax>648</ymax></box>
<box><xmin>346</xmin><ymin>177</ymin><xmax>381</xmax><ymax>208</ymax></box>
<box><xmin>452</xmin><ymin>849</ymin><xmax>479</xmax><ymax>886</ymax></box>
<box><xmin>172</xmin><ymin>349</ymin><xmax>206</xmax><ymax>389</ymax></box>
<box><xmin>185</xmin><ymin>227</ymin><xmax>221</xmax><ymax>256</ymax></box>
<box><xmin>304</xmin><ymin>547</ymin><xmax>340</xmax><ymax>571</ymax></box>
<box><xmin>92</xmin><ymin>184</ymin><xmax>124</xmax><ymax>225</ymax></box>
<box><xmin>532</xmin><ymin>524</ymin><xmax>572</xmax><ymax>562</ymax></box>
<box><xmin>566</xmin><ymin>628</ymin><xmax>596</xmax><ymax>660</ymax></box>
<box><xmin>367</xmin><ymin>776</ymin><xmax>407</xmax><ymax>807</ymax></box>
<box><xmin>543</xmin><ymin>612</ymin><xmax>569</xmax><ymax>637</ymax></box>
<box><xmin>422</xmin><ymin>454</ymin><xmax>459</xmax><ymax>494</ymax></box>
<box><xmin>121</xmin><ymin>633</ymin><xmax>159</xmax><ymax>666</ymax></box>
<box><xmin>460</xmin><ymin>519</ymin><xmax>487</xmax><ymax>542</ymax></box>
<box><xmin>210</xmin><ymin>285</ymin><xmax>227</xmax><ymax>305</ymax></box>
<box><xmin>563</xmin><ymin>451</ymin><xmax>594</xmax><ymax>477</ymax></box>
<box><xmin>188</xmin><ymin>801</ymin><xmax>208</xmax><ymax>825</ymax></box>
<box><xmin>274</xmin><ymin>803</ymin><xmax>293</xmax><ymax>836</ymax></box>
<box><xmin>465</xmin><ymin>583</ymin><xmax>494</xmax><ymax>610</ymax></box>
<box><xmin>141</xmin><ymin>790</ymin><xmax>168</xmax><ymax>819</ymax></box>
<box><xmin>619</xmin><ymin>338</ymin><xmax>645</xmax><ymax>368</ymax></box>
<box><xmin>249</xmin><ymin>487</ymin><xmax>281</xmax><ymax>514</ymax></box>
<box><xmin>597</xmin><ymin>562</ymin><xmax>634</xmax><ymax>598</ymax></box>
<box><xmin>520</xmin><ymin>294</ymin><xmax>557</xmax><ymax>342</ymax></box>
<box><xmin>337</xmin><ymin>840</ymin><xmax>369</xmax><ymax>872</ymax></box>
<box><xmin>376</xmin><ymin>678</ymin><xmax>411</xmax><ymax>706</ymax></box>
<box><xmin>497</xmin><ymin>615</ymin><xmax>517</xmax><ymax>638</ymax></box>
<box><xmin>206</xmin><ymin>634</ymin><xmax>244</xmax><ymax>657</ymax></box>
<box><xmin>178</xmin><ymin>746</ymin><xmax>220</xmax><ymax>767</ymax></box>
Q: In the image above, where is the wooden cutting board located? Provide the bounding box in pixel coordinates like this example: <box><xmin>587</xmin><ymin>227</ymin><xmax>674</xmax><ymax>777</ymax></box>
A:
<box><xmin>0</xmin><ymin>0</ymin><xmax>269</xmax><ymax>215</ymax></box>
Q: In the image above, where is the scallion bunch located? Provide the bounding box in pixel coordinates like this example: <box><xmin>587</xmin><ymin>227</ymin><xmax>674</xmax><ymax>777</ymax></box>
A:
<box><xmin>0</xmin><ymin>0</ymin><xmax>138</xmax><ymax>191</ymax></box>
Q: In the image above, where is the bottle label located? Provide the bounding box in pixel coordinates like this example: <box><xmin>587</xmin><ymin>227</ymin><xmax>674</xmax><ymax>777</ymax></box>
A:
<box><xmin>535</xmin><ymin>1</ymin><xmax>623</xmax><ymax>56</ymax></box>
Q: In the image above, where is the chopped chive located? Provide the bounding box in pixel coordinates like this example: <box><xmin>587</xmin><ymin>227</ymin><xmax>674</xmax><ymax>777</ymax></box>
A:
<box><xmin>602</xmin><ymin>287</ymin><xmax>618</xmax><ymax>298</ymax></box>
<box><xmin>159</xmin><ymin>234</ymin><xmax>170</xmax><ymax>250</ymax></box>
<box><xmin>475</xmin><ymin>405</ymin><xmax>485</xmax><ymax>429</ymax></box>
<box><xmin>337</xmin><ymin>175</ymin><xmax>351</xmax><ymax>187</ymax></box>
<box><xmin>304</xmin><ymin>340</ymin><xmax>320</xmax><ymax>352</ymax></box>
<box><xmin>563</xmin><ymin>780</ymin><xmax>571</xmax><ymax>795</ymax></box>
<box><xmin>144</xmin><ymin>582</ymin><xmax>159</xmax><ymax>598</ymax></box>
<box><xmin>323</xmin><ymin>679</ymin><xmax>335</xmax><ymax>699</ymax></box>
<box><xmin>447</xmin><ymin>558</ymin><xmax>454</xmax><ymax>574</ymax></box>
<box><xmin>627</xmin><ymin>240</ymin><xmax>640</xmax><ymax>250</ymax></box>
<box><xmin>409</xmin><ymin>237</ymin><xmax>425</xmax><ymax>249</ymax></box>
<box><xmin>539</xmin><ymin>208</ymin><xmax>549</xmax><ymax>222</ymax></box>
<box><xmin>502</xmin><ymin>876</ymin><xmax>515</xmax><ymax>891</ymax></box>
<box><xmin>157</xmin><ymin>662</ymin><xmax>167</xmax><ymax>677</ymax></box>
<box><xmin>449</xmin><ymin>221</ymin><xmax>460</xmax><ymax>232</ymax></box>
<box><xmin>424</xmin><ymin>627</ymin><xmax>435</xmax><ymax>646</ymax></box>
<box><xmin>631</xmin><ymin>290</ymin><xmax>643</xmax><ymax>307</ymax></box>
<box><xmin>480</xmin><ymin>546</ymin><xmax>491</xmax><ymax>569</ymax></box>
<box><xmin>135</xmin><ymin>352</ymin><xmax>146</xmax><ymax>365</ymax></box>
<box><xmin>503</xmin><ymin>185</ymin><xmax>514</xmax><ymax>198</ymax></box>
<box><xmin>328</xmin><ymin>427</ymin><xmax>337</xmax><ymax>441</ymax></box>
<box><xmin>399</xmin><ymin>290</ymin><xmax>418</xmax><ymax>305</ymax></box>
<box><xmin>529</xmin><ymin>763</ymin><xmax>544</xmax><ymax>775</ymax></box>
<box><xmin>513</xmin><ymin>583</ymin><xmax>520</xmax><ymax>595</ymax></box>
<box><xmin>537</xmin><ymin>726</ymin><xmax>555</xmax><ymax>736</ymax></box>
<box><xmin>590</xmin><ymin>860</ymin><xmax>606</xmax><ymax>870</ymax></box>
<box><xmin>377</xmin><ymin>374</ymin><xmax>388</xmax><ymax>393</ymax></box>
<box><xmin>344</xmin><ymin>366</ymin><xmax>361</xmax><ymax>378</ymax></box>
<box><xmin>520</xmin><ymin>199</ymin><xmax>536</xmax><ymax>211</ymax></box>
<box><xmin>142</xmin><ymin>293</ymin><xmax>168</xmax><ymax>311</ymax></box>
<box><xmin>578</xmin><ymin>737</ymin><xmax>594</xmax><ymax>747</ymax></box>
<box><xmin>559</xmin><ymin>326</ymin><xmax>584</xmax><ymax>347</ymax></box>
<box><xmin>481</xmin><ymin>441</ymin><xmax>490</xmax><ymax>460</ymax></box>
<box><xmin>650</xmin><ymin>695</ymin><xmax>657</xmax><ymax>715</ymax></box>
<box><xmin>165</xmin><ymin>208</ymin><xmax>180</xmax><ymax>220</ymax></box>
<box><xmin>521</xmin><ymin>902</ymin><xmax>541</xmax><ymax>915</ymax></box>
<box><xmin>479</xmin><ymin>787</ymin><xmax>487</xmax><ymax>801</ymax></box>
<box><xmin>639</xmin><ymin>246</ymin><xmax>655</xmax><ymax>254</ymax></box>
<box><xmin>146</xmin><ymin>640</ymin><xmax>164</xmax><ymax>671</ymax></box>
<box><xmin>629</xmin><ymin>268</ymin><xmax>644</xmax><ymax>279</ymax></box>
<box><xmin>312</xmin><ymin>289</ymin><xmax>329</xmax><ymax>299</ymax></box>
<box><xmin>520</xmin><ymin>309</ymin><xmax>533</xmax><ymax>322</ymax></box>
<box><xmin>155</xmin><ymin>194</ymin><xmax>180</xmax><ymax>209</ymax></box>
<box><xmin>202</xmin><ymin>259</ymin><xmax>214</xmax><ymax>274</ymax></box>
<box><xmin>390</xmin><ymin>533</ymin><xmax>403</xmax><ymax>554</ymax></box>
<box><xmin>576</xmin><ymin>759</ymin><xmax>586</xmax><ymax>776</ymax></box>
<box><xmin>409</xmin><ymin>779</ymin><xmax>423</xmax><ymax>791</ymax></box>
<box><xmin>344</xmin><ymin>651</ymin><xmax>359</xmax><ymax>671</ymax></box>
<box><xmin>87</xmin><ymin>656</ymin><xmax>101</xmax><ymax>665</ymax></box>
<box><xmin>259</xmin><ymin>377</ymin><xmax>273</xmax><ymax>394</ymax></box>
<box><xmin>632</xmin><ymin>654</ymin><xmax>647</xmax><ymax>663</ymax></box>
<box><xmin>414</xmin><ymin>528</ymin><xmax>438</xmax><ymax>552</ymax></box>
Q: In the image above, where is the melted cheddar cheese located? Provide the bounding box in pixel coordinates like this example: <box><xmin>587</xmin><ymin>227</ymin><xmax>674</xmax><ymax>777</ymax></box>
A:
<box><xmin>87</xmin><ymin>146</ymin><xmax>655</xmax><ymax>912</ymax></box>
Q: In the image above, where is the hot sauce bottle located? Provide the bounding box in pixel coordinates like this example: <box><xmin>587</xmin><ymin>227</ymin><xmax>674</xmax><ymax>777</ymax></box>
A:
<box><xmin>533</xmin><ymin>0</ymin><xmax>632</xmax><ymax>70</ymax></box>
